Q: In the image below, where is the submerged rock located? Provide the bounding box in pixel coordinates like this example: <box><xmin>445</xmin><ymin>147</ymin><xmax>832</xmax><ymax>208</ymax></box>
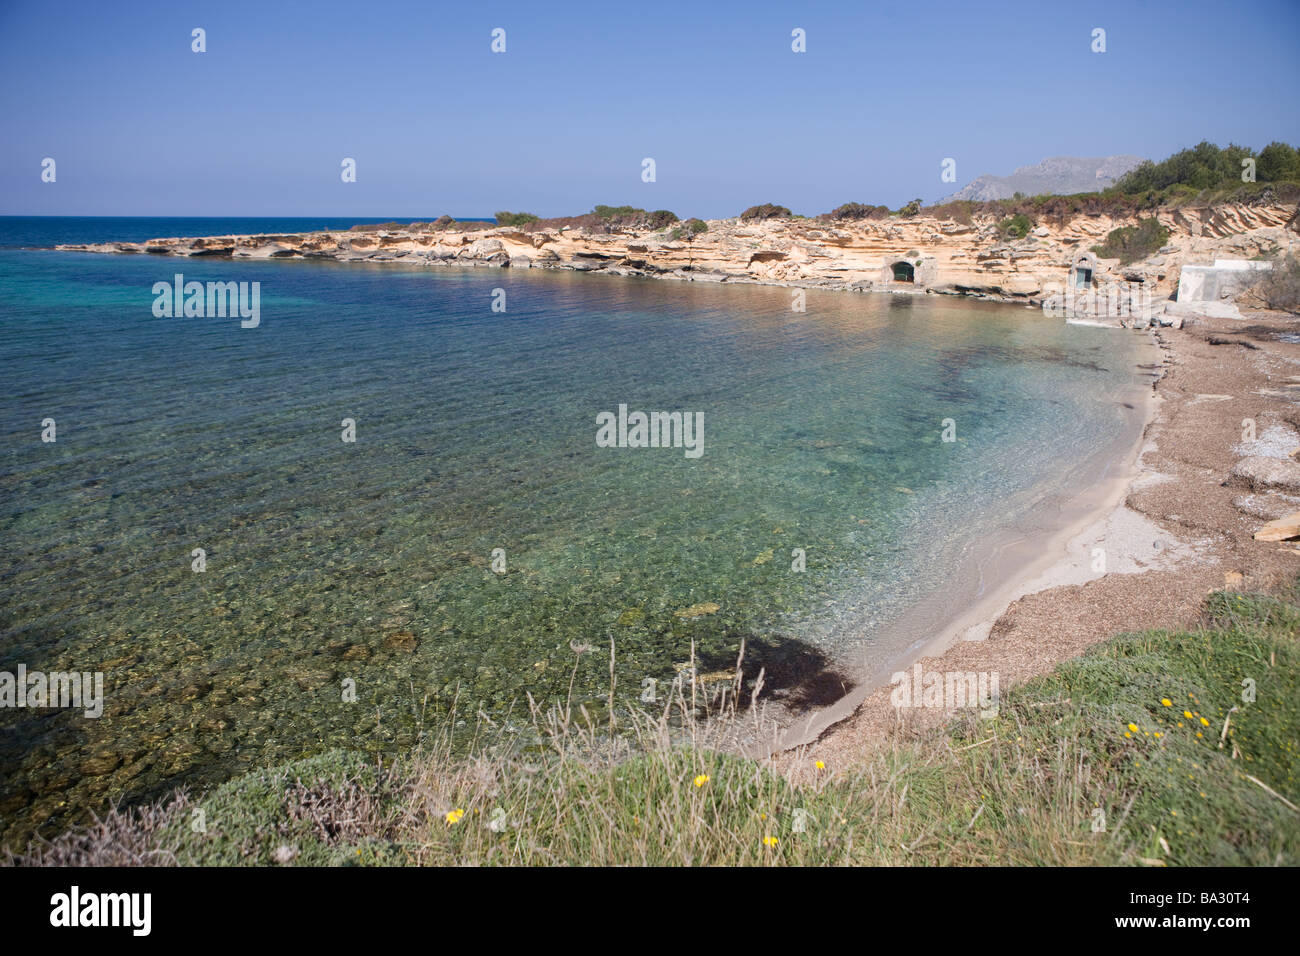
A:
<box><xmin>673</xmin><ymin>601</ymin><xmax>720</xmax><ymax>619</ymax></box>
<box><xmin>616</xmin><ymin>608</ymin><xmax>645</xmax><ymax>626</ymax></box>
<box><xmin>384</xmin><ymin>630</ymin><xmax>419</xmax><ymax>653</ymax></box>
<box><xmin>81</xmin><ymin>752</ymin><xmax>122</xmax><ymax>776</ymax></box>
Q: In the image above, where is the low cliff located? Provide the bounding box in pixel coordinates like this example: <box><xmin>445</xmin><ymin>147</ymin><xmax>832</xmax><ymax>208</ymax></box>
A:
<box><xmin>57</xmin><ymin>200</ymin><xmax>1298</xmax><ymax>314</ymax></box>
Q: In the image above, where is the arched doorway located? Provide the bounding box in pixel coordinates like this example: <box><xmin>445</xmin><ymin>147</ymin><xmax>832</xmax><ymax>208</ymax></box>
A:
<box><xmin>892</xmin><ymin>261</ymin><xmax>915</xmax><ymax>282</ymax></box>
<box><xmin>1071</xmin><ymin>254</ymin><xmax>1096</xmax><ymax>289</ymax></box>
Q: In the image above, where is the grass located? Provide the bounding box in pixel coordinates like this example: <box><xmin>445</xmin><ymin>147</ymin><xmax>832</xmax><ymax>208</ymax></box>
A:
<box><xmin>9</xmin><ymin>579</ymin><xmax>1298</xmax><ymax>866</ymax></box>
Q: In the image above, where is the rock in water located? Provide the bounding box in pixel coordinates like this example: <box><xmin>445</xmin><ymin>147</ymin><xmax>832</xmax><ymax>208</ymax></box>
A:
<box><xmin>674</xmin><ymin>602</ymin><xmax>720</xmax><ymax>619</ymax></box>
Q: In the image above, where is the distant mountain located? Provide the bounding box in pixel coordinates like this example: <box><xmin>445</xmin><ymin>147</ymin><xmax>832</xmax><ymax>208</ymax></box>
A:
<box><xmin>941</xmin><ymin>155</ymin><xmax>1146</xmax><ymax>202</ymax></box>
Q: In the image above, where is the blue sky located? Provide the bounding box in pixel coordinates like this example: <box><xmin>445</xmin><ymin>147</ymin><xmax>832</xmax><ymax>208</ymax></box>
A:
<box><xmin>1</xmin><ymin>0</ymin><xmax>1297</xmax><ymax>218</ymax></box>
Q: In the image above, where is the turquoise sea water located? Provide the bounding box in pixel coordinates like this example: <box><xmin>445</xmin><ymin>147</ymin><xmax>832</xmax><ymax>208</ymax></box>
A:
<box><xmin>0</xmin><ymin>225</ymin><xmax>1148</xmax><ymax>844</ymax></box>
<box><xmin>0</xmin><ymin>216</ymin><xmax>491</xmax><ymax>249</ymax></box>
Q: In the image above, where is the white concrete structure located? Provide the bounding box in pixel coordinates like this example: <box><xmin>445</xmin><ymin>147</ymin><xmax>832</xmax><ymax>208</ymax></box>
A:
<box><xmin>1169</xmin><ymin>258</ymin><xmax>1272</xmax><ymax>319</ymax></box>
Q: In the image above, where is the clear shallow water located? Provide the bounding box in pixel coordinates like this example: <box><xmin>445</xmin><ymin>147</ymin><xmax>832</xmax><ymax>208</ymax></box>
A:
<box><xmin>0</xmin><ymin>231</ymin><xmax>1147</xmax><ymax>844</ymax></box>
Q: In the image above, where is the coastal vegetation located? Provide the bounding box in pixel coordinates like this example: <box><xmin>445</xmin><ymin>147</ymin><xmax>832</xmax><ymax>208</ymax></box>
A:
<box><xmin>996</xmin><ymin>213</ymin><xmax>1035</xmax><ymax>240</ymax></box>
<box><xmin>592</xmin><ymin>205</ymin><xmax>678</xmax><ymax>229</ymax></box>
<box><xmin>805</xmin><ymin>142</ymin><xmax>1300</xmax><ymax>229</ymax></box>
<box><xmin>330</xmin><ymin>144</ymin><xmax>1299</xmax><ymax>242</ymax></box>
<box><xmin>645</xmin><ymin>210</ymin><xmax>680</xmax><ymax>230</ymax></box>
<box><xmin>445</xmin><ymin>205</ymin><xmax>686</xmax><ymax>236</ymax></box>
<box><xmin>1115</xmin><ymin>140</ymin><xmax>1300</xmax><ymax>196</ymax></box>
<box><xmin>740</xmin><ymin>203</ymin><xmax>793</xmax><ymax>221</ymax></box>
<box><xmin>823</xmin><ymin>202</ymin><xmax>891</xmax><ymax>221</ymax></box>
<box><xmin>328</xmin><ymin>143</ymin><xmax>1299</xmax><ymax>245</ymax></box>
<box><xmin>346</xmin><ymin>220</ymin><xmax>408</xmax><ymax>232</ymax></box>
<box><xmin>1091</xmin><ymin>218</ymin><xmax>1171</xmax><ymax>265</ymax></box>
<box><xmin>669</xmin><ymin>218</ymin><xmax>708</xmax><ymax>241</ymax></box>
<box><xmin>494</xmin><ymin>211</ymin><xmax>540</xmax><ymax>227</ymax></box>
<box><xmin>12</xmin><ymin>579</ymin><xmax>1296</xmax><ymax>866</ymax></box>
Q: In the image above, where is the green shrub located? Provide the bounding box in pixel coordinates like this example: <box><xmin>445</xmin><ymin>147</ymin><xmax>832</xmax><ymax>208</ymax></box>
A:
<box><xmin>1115</xmin><ymin>140</ymin><xmax>1300</xmax><ymax>196</ymax></box>
<box><xmin>1092</xmin><ymin>218</ymin><xmax>1170</xmax><ymax>264</ymax></box>
<box><xmin>494</xmin><ymin>211</ymin><xmax>539</xmax><ymax>227</ymax></box>
<box><xmin>825</xmin><ymin>202</ymin><xmax>891</xmax><ymax>221</ymax></box>
<box><xmin>645</xmin><ymin>209</ymin><xmax>679</xmax><ymax>230</ymax></box>
<box><xmin>896</xmin><ymin>198</ymin><xmax>922</xmax><ymax>217</ymax></box>
<box><xmin>669</xmin><ymin>218</ymin><xmax>708</xmax><ymax>240</ymax></box>
<box><xmin>924</xmin><ymin>201</ymin><xmax>975</xmax><ymax>225</ymax></box>
<box><xmin>739</xmin><ymin>203</ymin><xmax>792</xmax><ymax>221</ymax></box>
<box><xmin>996</xmin><ymin>213</ymin><xmax>1034</xmax><ymax>240</ymax></box>
<box><xmin>1256</xmin><ymin>141</ymin><xmax>1300</xmax><ymax>183</ymax></box>
<box><xmin>587</xmin><ymin>205</ymin><xmax>681</xmax><ymax>229</ymax></box>
<box><xmin>593</xmin><ymin>205</ymin><xmax>645</xmax><ymax>221</ymax></box>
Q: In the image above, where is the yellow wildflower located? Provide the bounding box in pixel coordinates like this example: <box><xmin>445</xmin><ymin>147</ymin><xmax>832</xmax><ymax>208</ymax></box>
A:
<box><xmin>693</xmin><ymin>774</ymin><xmax>709</xmax><ymax>788</ymax></box>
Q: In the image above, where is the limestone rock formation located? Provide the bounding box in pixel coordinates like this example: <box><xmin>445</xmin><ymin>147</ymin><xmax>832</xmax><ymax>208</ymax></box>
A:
<box><xmin>56</xmin><ymin>199</ymin><xmax>1298</xmax><ymax>321</ymax></box>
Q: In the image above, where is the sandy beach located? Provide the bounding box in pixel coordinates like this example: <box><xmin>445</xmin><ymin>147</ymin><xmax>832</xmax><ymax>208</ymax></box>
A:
<box><xmin>786</xmin><ymin>307</ymin><xmax>1300</xmax><ymax>769</ymax></box>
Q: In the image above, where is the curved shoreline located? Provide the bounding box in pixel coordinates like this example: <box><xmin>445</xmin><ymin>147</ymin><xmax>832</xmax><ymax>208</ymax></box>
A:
<box><xmin>769</xmin><ymin>328</ymin><xmax>1167</xmax><ymax>753</ymax></box>
<box><xmin>41</xmin><ymin>236</ymin><xmax>1177</xmax><ymax>750</ymax></box>
<box><xmin>787</xmin><ymin>305</ymin><xmax>1300</xmax><ymax>769</ymax></box>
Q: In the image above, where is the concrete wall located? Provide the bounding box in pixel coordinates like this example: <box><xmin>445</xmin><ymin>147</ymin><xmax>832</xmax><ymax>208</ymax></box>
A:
<box><xmin>1171</xmin><ymin>259</ymin><xmax>1272</xmax><ymax>319</ymax></box>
